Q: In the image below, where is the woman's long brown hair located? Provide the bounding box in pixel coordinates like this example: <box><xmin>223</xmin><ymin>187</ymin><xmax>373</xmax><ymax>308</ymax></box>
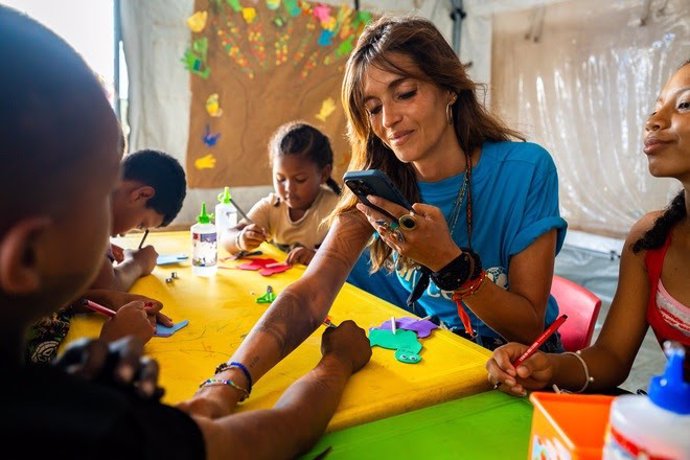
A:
<box><xmin>335</xmin><ymin>15</ymin><xmax>523</xmax><ymax>272</ymax></box>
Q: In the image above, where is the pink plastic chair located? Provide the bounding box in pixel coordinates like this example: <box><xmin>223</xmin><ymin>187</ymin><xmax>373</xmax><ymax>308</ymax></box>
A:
<box><xmin>550</xmin><ymin>275</ymin><xmax>602</xmax><ymax>352</ymax></box>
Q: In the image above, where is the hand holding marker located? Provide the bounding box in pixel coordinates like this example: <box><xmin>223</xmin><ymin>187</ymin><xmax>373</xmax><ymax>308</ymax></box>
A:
<box><xmin>493</xmin><ymin>314</ymin><xmax>568</xmax><ymax>390</ymax></box>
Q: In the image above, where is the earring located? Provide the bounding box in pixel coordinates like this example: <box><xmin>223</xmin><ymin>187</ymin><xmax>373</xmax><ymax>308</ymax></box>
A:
<box><xmin>447</xmin><ymin>94</ymin><xmax>457</xmax><ymax>125</ymax></box>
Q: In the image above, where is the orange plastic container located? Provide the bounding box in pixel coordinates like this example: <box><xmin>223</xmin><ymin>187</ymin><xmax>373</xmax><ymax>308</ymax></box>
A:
<box><xmin>528</xmin><ymin>392</ymin><xmax>615</xmax><ymax>459</ymax></box>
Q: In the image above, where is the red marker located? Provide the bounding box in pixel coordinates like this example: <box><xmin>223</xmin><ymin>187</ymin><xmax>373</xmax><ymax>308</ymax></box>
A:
<box><xmin>494</xmin><ymin>314</ymin><xmax>568</xmax><ymax>390</ymax></box>
<box><xmin>84</xmin><ymin>299</ymin><xmax>116</xmax><ymax>318</ymax></box>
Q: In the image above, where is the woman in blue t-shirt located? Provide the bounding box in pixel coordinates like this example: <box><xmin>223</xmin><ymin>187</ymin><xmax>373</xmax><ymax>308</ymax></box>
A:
<box><xmin>335</xmin><ymin>16</ymin><xmax>568</xmax><ymax>351</ymax></box>
<box><xmin>215</xmin><ymin>15</ymin><xmax>568</xmax><ymax>410</ymax></box>
<box><xmin>338</xmin><ymin>16</ymin><xmax>569</xmax><ymax>351</ymax></box>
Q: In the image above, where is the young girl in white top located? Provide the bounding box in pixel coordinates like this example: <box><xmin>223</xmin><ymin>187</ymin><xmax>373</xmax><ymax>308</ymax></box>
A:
<box><xmin>222</xmin><ymin>121</ymin><xmax>341</xmax><ymax>265</ymax></box>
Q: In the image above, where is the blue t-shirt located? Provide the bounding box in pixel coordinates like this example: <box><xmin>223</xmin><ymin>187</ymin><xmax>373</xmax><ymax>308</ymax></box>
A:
<box><xmin>348</xmin><ymin>141</ymin><xmax>567</xmax><ymax>349</ymax></box>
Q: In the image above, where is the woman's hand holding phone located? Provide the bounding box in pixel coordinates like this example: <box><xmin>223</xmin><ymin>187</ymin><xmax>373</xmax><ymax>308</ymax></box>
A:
<box><xmin>346</xmin><ymin>170</ymin><xmax>462</xmax><ymax>271</ymax></box>
<box><xmin>356</xmin><ymin>198</ymin><xmax>461</xmax><ymax>271</ymax></box>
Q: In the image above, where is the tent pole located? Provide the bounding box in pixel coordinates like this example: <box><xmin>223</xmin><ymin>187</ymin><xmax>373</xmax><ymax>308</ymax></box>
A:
<box><xmin>113</xmin><ymin>0</ymin><xmax>122</xmax><ymax>121</ymax></box>
<box><xmin>449</xmin><ymin>0</ymin><xmax>465</xmax><ymax>56</ymax></box>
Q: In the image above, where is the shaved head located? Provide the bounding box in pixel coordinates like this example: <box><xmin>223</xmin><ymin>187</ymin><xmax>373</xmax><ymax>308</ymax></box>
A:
<box><xmin>0</xmin><ymin>5</ymin><xmax>118</xmax><ymax>237</ymax></box>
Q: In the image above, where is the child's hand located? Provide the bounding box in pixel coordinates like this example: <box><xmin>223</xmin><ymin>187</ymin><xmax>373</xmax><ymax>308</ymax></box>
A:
<box><xmin>485</xmin><ymin>343</ymin><xmax>553</xmax><ymax>396</ymax></box>
<box><xmin>100</xmin><ymin>301</ymin><xmax>156</xmax><ymax>344</ymax></box>
<box><xmin>286</xmin><ymin>246</ymin><xmax>316</xmax><ymax>265</ymax></box>
<box><xmin>123</xmin><ymin>246</ymin><xmax>158</xmax><ymax>275</ymax></box>
<box><xmin>82</xmin><ymin>289</ymin><xmax>173</xmax><ymax>327</ymax></box>
<box><xmin>239</xmin><ymin>224</ymin><xmax>267</xmax><ymax>250</ymax></box>
<box><xmin>321</xmin><ymin>320</ymin><xmax>372</xmax><ymax>374</ymax></box>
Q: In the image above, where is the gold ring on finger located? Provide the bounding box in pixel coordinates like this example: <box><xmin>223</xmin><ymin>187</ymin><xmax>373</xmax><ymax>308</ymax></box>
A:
<box><xmin>398</xmin><ymin>213</ymin><xmax>417</xmax><ymax>231</ymax></box>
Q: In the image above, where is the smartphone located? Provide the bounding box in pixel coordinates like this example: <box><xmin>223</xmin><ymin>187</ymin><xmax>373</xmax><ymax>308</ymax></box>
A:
<box><xmin>343</xmin><ymin>169</ymin><xmax>413</xmax><ymax>221</ymax></box>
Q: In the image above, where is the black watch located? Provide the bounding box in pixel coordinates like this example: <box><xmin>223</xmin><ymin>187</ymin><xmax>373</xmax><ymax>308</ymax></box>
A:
<box><xmin>430</xmin><ymin>249</ymin><xmax>482</xmax><ymax>291</ymax></box>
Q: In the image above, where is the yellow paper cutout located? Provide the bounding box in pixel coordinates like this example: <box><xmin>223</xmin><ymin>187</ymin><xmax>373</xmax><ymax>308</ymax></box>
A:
<box><xmin>322</xmin><ymin>16</ymin><xmax>337</xmax><ymax>31</ymax></box>
<box><xmin>195</xmin><ymin>154</ymin><xmax>217</xmax><ymax>170</ymax></box>
<box><xmin>187</xmin><ymin>11</ymin><xmax>208</xmax><ymax>33</ymax></box>
<box><xmin>242</xmin><ymin>7</ymin><xmax>257</xmax><ymax>24</ymax></box>
<box><xmin>205</xmin><ymin>93</ymin><xmax>223</xmax><ymax>117</ymax></box>
<box><xmin>315</xmin><ymin>97</ymin><xmax>336</xmax><ymax>122</ymax></box>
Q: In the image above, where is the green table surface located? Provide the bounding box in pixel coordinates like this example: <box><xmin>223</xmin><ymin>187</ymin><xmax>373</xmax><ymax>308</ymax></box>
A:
<box><xmin>300</xmin><ymin>391</ymin><xmax>533</xmax><ymax>460</ymax></box>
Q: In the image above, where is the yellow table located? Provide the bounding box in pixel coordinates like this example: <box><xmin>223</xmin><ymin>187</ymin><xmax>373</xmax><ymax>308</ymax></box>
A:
<box><xmin>66</xmin><ymin>231</ymin><xmax>492</xmax><ymax>431</ymax></box>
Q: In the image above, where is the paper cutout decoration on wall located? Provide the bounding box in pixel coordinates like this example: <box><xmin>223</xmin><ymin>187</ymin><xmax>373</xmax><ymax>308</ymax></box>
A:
<box><xmin>242</xmin><ymin>7</ymin><xmax>257</xmax><ymax>24</ymax></box>
<box><xmin>266</xmin><ymin>0</ymin><xmax>281</xmax><ymax>10</ymax></box>
<box><xmin>184</xmin><ymin>0</ymin><xmax>375</xmax><ymax>188</ymax></box>
<box><xmin>205</xmin><ymin>93</ymin><xmax>223</xmax><ymax>117</ymax></box>
<box><xmin>195</xmin><ymin>153</ymin><xmax>216</xmax><ymax>170</ymax></box>
<box><xmin>315</xmin><ymin>97</ymin><xmax>336</xmax><ymax>122</ymax></box>
<box><xmin>203</xmin><ymin>124</ymin><xmax>221</xmax><ymax>147</ymax></box>
<box><xmin>187</xmin><ymin>10</ymin><xmax>208</xmax><ymax>33</ymax></box>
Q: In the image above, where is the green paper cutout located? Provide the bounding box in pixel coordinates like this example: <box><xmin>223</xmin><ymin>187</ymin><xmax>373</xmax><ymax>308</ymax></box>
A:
<box><xmin>284</xmin><ymin>0</ymin><xmax>300</xmax><ymax>17</ymax></box>
<box><xmin>369</xmin><ymin>329</ymin><xmax>422</xmax><ymax>354</ymax></box>
<box><xmin>256</xmin><ymin>286</ymin><xmax>276</xmax><ymax>304</ymax></box>
<box><xmin>193</xmin><ymin>37</ymin><xmax>208</xmax><ymax>62</ymax></box>
<box><xmin>335</xmin><ymin>35</ymin><xmax>354</xmax><ymax>57</ymax></box>
<box><xmin>181</xmin><ymin>49</ymin><xmax>210</xmax><ymax>79</ymax></box>
<box><xmin>358</xmin><ymin>11</ymin><xmax>372</xmax><ymax>24</ymax></box>
<box><xmin>227</xmin><ymin>0</ymin><xmax>242</xmax><ymax>12</ymax></box>
<box><xmin>395</xmin><ymin>348</ymin><xmax>422</xmax><ymax>364</ymax></box>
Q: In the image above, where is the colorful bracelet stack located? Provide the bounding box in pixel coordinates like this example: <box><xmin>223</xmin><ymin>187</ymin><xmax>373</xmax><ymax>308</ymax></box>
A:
<box><xmin>198</xmin><ymin>361</ymin><xmax>254</xmax><ymax>402</ymax></box>
<box><xmin>216</xmin><ymin>361</ymin><xmax>254</xmax><ymax>394</ymax></box>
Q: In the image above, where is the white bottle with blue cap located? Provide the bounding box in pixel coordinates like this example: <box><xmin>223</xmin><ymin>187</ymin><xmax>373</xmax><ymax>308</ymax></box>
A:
<box><xmin>603</xmin><ymin>341</ymin><xmax>690</xmax><ymax>459</ymax></box>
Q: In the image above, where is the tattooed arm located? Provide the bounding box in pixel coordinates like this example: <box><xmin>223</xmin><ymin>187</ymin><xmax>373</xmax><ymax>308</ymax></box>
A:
<box><xmin>184</xmin><ymin>211</ymin><xmax>373</xmax><ymax>417</ymax></box>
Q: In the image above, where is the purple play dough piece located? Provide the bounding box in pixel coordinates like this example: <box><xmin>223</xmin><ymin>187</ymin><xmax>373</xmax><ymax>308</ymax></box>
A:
<box><xmin>372</xmin><ymin>317</ymin><xmax>438</xmax><ymax>338</ymax></box>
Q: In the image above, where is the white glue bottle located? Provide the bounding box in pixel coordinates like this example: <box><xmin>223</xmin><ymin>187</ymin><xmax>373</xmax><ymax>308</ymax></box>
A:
<box><xmin>215</xmin><ymin>186</ymin><xmax>237</xmax><ymax>242</ymax></box>
<box><xmin>191</xmin><ymin>202</ymin><xmax>217</xmax><ymax>276</ymax></box>
<box><xmin>603</xmin><ymin>341</ymin><xmax>690</xmax><ymax>459</ymax></box>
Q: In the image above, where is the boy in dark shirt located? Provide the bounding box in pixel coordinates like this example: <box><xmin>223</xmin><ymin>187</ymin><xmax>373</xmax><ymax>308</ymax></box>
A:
<box><xmin>0</xmin><ymin>6</ymin><xmax>371</xmax><ymax>458</ymax></box>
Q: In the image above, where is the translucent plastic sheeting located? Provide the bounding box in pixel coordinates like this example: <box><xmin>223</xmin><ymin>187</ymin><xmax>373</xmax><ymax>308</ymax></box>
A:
<box><xmin>491</xmin><ymin>0</ymin><xmax>689</xmax><ymax>237</ymax></box>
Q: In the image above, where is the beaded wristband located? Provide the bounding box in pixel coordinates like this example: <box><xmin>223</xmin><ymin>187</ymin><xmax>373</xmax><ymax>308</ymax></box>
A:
<box><xmin>563</xmin><ymin>350</ymin><xmax>594</xmax><ymax>393</ymax></box>
<box><xmin>452</xmin><ymin>270</ymin><xmax>487</xmax><ymax>301</ymax></box>
<box><xmin>215</xmin><ymin>361</ymin><xmax>254</xmax><ymax>394</ymax></box>
<box><xmin>198</xmin><ymin>378</ymin><xmax>249</xmax><ymax>401</ymax></box>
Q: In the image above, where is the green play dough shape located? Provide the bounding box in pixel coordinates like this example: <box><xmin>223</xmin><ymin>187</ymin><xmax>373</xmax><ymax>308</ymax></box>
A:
<box><xmin>369</xmin><ymin>329</ymin><xmax>422</xmax><ymax>354</ymax></box>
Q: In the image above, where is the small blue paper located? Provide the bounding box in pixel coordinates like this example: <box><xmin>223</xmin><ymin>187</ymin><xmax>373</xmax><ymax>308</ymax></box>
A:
<box><xmin>156</xmin><ymin>319</ymin><xmax>189</xmax><ymax>337</ymax></box>
<box><xmin>157</xmin><ymin>254</ymin><xmax>189</xmax><ymax>265</ymax></box>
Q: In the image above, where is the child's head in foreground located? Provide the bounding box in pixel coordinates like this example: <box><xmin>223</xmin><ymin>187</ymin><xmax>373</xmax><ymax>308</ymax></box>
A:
<box><xmin>0</xmin><ymin>6</ymin><xmax>121</xmax><ymax>328</ymax></box>
<box><xmin>110</xmin><ymin>149</ymin><xmax>187</xmax><ymax>236</ymax></box>
<box><xmin>268</xmin><ymin>121</ymin><xmax>341</xmax><ymax>212</ymax></box>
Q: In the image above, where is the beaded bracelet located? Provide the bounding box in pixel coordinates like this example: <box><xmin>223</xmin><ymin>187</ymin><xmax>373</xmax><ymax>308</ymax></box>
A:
<box><xmin>198</xmin><ymin>378</ymin><xmax>250</xmax><ymax>401</ymax></box>
<box><xmin>563</xmin><ymin>350</ymin><xmax>594</xmax><ymax>393</ymax></box>
<box><xmin>215</xmin><ymin>361</ymin><xmax>254</xmax><ymax>394</ymax></box>
<box><xmin>451</xmin><ymin>270</ymin><xmax>487</xmax><ymax>301</ymax></box>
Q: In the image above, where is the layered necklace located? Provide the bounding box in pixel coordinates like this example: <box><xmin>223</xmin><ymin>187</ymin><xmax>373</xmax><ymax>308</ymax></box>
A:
<box><xmin>406</xmin><ymin>151</ymin><xmax>474</xmax><ymax>307</ymax></box>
